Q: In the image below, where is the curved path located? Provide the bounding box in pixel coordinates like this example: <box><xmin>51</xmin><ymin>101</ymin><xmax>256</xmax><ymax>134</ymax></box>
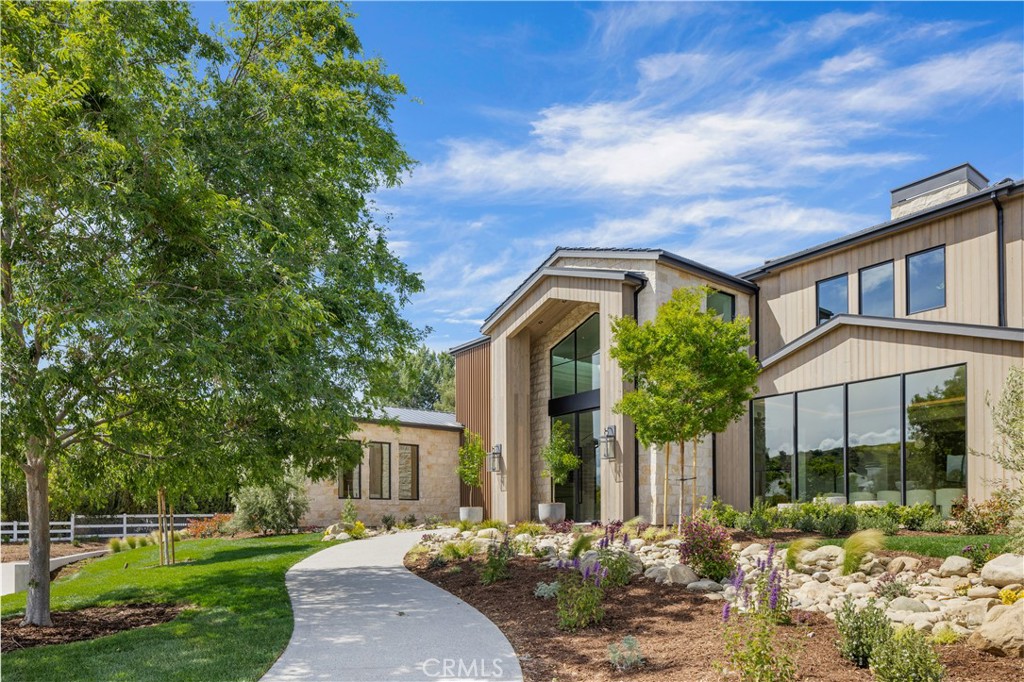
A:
<box><xmin>262</xmin><ymin>531</ymin><xmax>523</xmax><ymax>682</ymax></box>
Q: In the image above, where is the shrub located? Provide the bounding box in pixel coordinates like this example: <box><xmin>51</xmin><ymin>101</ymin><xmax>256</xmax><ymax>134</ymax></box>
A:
<box><xmin>424</xmin><ymin>514</ymin><xmax>443</xmax><ymax>529</ymax></box>
<box><xmin>875</xmin><ymin>573</ymin><xmax>912</xmax><ymax>600</ymax></box>
<box><xmin>440</xmin><ymin>540</ymin><xmax>475</xmax><ymax>562</ymax></box>
<box><xmin>477</xmin><ymin>519</ymin><xmax>507</xmax><ymax>531</ymax></box>
<box><xmin>136</xmin><ymin>535</ymin><xmax>150</xmax><ymax>547</ymax></box>
<box><xmin>230</xmin><ymin>472</ymin><xmax>309</xmax><ymax>534</ymax></box>
<box><xmin>428</xmin><ymin>555</ymin><xmax>448</xmax><ymax>569</ymax></box>
<box><xmin>534</xmin><ymin>581</ymin><xmax>559</xmax><ymax>599</ymax></box>
<box><xmin>961</xmin><ymin>542</ymin><xmax>992</xmax><ymax>570</ymax></box>
<box><xmin>596</xmin><ymin>549</ymin><xmax>634</xmax><ymax>587</ymax></box>
<box><xmin>930</xmin><ymin>624</ymin><xmax>961</xmax><ymax>645</ymax></box>
<box><xmin>568</xmin><ymin>533</ymin><xmax>594</xmax><ymax>559</ymax></box>
<box><xmin>678</xmin><ymin>516</ymin><xmax>736</xmax><ymax>582</ymax></box>
<box><xmin>785</xmin><ymin>538</ymin><xmax>819</xmax><ymax>571</ymax></box>
<box><xmin>999</xmin><ymin>587</ymin><xmax>1024</xmax><ymax>605</ymax></box>
<box><xmin>870</xmin><ymin>625</ymin><xmax>944</xmax><ymax>682</ymax></box>
<box><xmin>857</xmin><ymin>513</ymin><xmax>901</xmax><ymax>536</ymax></box>
<box><xmin>721</xmin><ymin>600</ymin><xmax>795</xmax><ymax>682</ymax></box>
<box><xmin>843</xmin><ymin>529</ymin><xmax>884</xmax><ymax>575</ymax></box>
<box><xmin>700</xmin><ymin>498</ymin><xmax>740</xmax><ymax>529</ymax></box>
<box><xmin>125</xmin><ymin>536</ymin><xmax>138</xmax><ymax>549</ymax></box>
<box><xmin>547</xmin><ymin>519</ymin><xmax>575</xmax><ymax>534</ymax></box>
<box><xmin>608</xmin><ymin>636</ymin><xmax>644</xmax><ymax>672</ymax></box>
<box><xmin>348</xmin><ymin>520</ymin><xmax>367</xmax><ymax>539</ymax></box>
<box><xmin>340</xmin><ymin>497</ymin><xmax>358</xmax><ymax>525</ymax></box>
<box><xmin>381</xmin><ymin>514</ymin><xmax>396</xmax><ymax>531</ymax></box>
<box><xmin>729</xmin><ymin>544</ymin><xmax>791</xmax><ymax>624</ymax></box>
<box><xmin>920</xmin><ymin>514</ymin><xmax>949</xmax><ymax>533</ymax></box>
<box><xmin>835</xmin><ymin>597</ymin><xmax>892</xmax><ymax>667</ymax></box>
<box><xmin>402</xmin><ymin>514</ymin><xmax>418</xmax><ymax>527</ymax></box>
<box><xmin>512</xmin><ymin>521</ymin><xmax>546</xmax><ymax>536</ymax></box>
<box><xmin>738</xmin><ymin>498</ymin><xmax>777</xmax><ymax>537</ymax></box>
<box><xmin>556</xmin><ymin>565</ymin><xmax>605</xmax><ymax>630</ymax></box>
<box><xmin>186</xmin><ymin>513</ymin><xmax>233</xmax><ymax>538</ymax></box>
<box><xmin>456</xmin><ymin>519</ymin><xmax>475</xmax><ymax>532</ymax></box>
<box><xmin>898</xmin><ymin>504</ymin><xmax>942</xmax><ymax>531</ymax></box>
<box><xmin>108</xmin><ymin>538</ymin><xmax>123</xmax><ymax>553</ymax></box>
<box><xmin>479</xmin><ymin>534</ymin><xmax>514</xmax><ymax>585</ymax></box>
<box><xmin>951</xmin><ymin>489</ymin><xmax>1014</xmax><ymax>534</ymax></box>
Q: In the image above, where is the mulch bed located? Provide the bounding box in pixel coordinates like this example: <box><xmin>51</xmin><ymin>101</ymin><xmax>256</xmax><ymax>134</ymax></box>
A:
<box><xmin>1</xmin><ymin>604</ymin><xmax>186</xmax><ymax>652</ymax></box>
<box><xmin>1</xmin><ymin>542</ymin><xmax>109</xmax><ymax>564</ymax></box>
<box><xmin>407</xmin><ymin>555</ymin><xmax>1023</xmax><ymax>681</ymax></box>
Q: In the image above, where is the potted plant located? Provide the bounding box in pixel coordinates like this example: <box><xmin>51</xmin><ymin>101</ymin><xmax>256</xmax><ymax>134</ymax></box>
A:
<box><xmin>457</xmin><ymin>429</ymin><xmax>487</xmax><ymax>523</ymax></box>
<box><xmin>539</xmin><ymin>419</ymin><xmax>580</xmax><ymax>523</ymax></box>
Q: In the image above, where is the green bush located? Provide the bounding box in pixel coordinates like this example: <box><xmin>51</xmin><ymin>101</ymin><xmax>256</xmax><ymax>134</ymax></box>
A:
<box><xmin>596</xmin><ymin>549</ymin><xmax>634</xmax><ymax>587</ymax></box>
<box><xmin>107</xmin><ymin>537</ymin><xmax>123</xmax><ymax>553</ymax></box>
<box><xmin>898</xmin><ymin>504</ymin><xmax>943</xmax><ymax>531</ymax></box>
<box><xmin>556</xmin><ymin>571</ymin><xmax>604</xmax><ymax>630</ymax></box>
<box><xmin>870</xmin><ymin>626</ymin><xmax>944</xmax><ymax>682</ymax></box>
<box><xmin>381</xmin><ymin>514</ymin><xmax>396</xmax><ymax>531</ymax></box>
<box><xmin>229</xmin><ymin>472</ymin><xmax>310</xmax><ymax>535</ymax></box>
<box><xmin>700</xmin><ymin>498</ymin><xmax>740</xmax><ymax>529</ymax></box>
<box><xmin>477</xmin><ymin>519</ymin><xmax>507</xmax><ymax>531</ymax></box>
<box><xmin>534</xmin><ymin>581</ymin><xmax>559</xmax><ymax>599</ymax></box>
<box><xmin>348</xmin><ymin>520</ymin><xmax>367</xmax><ymax>539</ymax></box>
<box><xmin>402</xmin><ymin>514</ymin><xmax>417</xmax><ymax>527</ymax></box>
<box><xmin>479</xmin><ymin>535</ymin><xmax>514</xmax><ymax>585</ymax></box>
<box><xmin>124</xmin><ymin>536</ymin><xmax>138</xmax><ymax>549</ymax></box>
<box><xmin>875</xmin><ymin>573</ymin><xmax>911</xmax><ymax>600</ymax></box>
<box><xmin>737</xmin><ymin>498</ymin><xmax>776</xmax><ymax>537</ymax></box>
<box><xmin>722</xmin><ymin>614</ymin><xmax>795</xmax><ymax>682</ymax></box>
<box><xmin>440</xmin><ymin>540</ymin><xmax>475</xmax><ymax>561</ymax></box>
<box><xmin>678</xmin><ymin>516</ymin><xmax>735</xmax><ymax>581</ymax></box>
<box><xmin>857</xmin><ymin>511</ymin><xmax>901</xmax><ymax>536</ymax></box>
<box><xmin>568</xmin><ymin>533</ymin><xmax>594</xmax><ymax>559</ymax></box>
<box><xmin>511</xmin><ymin>521</ymin><xmax>546</xmax><ymax>536</ymax></box>
<box><xmin>608</xmin><ymin>636</ymin><xmax>645</xmax><ymax>672</ymax></box>
<box><xmin>843</xmin><ymin>529</ymin><xmax>884</xmax><ymax>575</ymax></box>
<box><xmin>340</xmin><ymin>497</ymin><xmax>358</xmax><ymax>525</ymax></box>
<box><xmin>835</xmin><ymin>597</ymin><xmax>892</xmax><ymax>667</ymax></box>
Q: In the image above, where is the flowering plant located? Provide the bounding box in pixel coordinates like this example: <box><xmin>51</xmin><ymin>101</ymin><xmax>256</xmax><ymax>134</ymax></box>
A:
<box><xmin>724</xmin><ymin>543</ymin><xmax>791</xmax><ymax>625</ymax></box>
<box><xmin>961</xmin><ymin>543</ymin><xmax>992</xmax><ymax>570</ymax></box>
<box><xmin>678</xmin><ymin>516</ymin><xmax>736</xmax><ymax>582</ymax></box>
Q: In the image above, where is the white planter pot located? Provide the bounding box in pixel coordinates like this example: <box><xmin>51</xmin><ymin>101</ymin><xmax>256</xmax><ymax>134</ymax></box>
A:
<box><xmin>538</xmin><ymin>502</ymin><xmax>566</xmax><ymax>524</ymax></box>
<box><xmin>459</xmin><ymin>507</ymin><xmax>483</xmax><ymax>524</ymax></box>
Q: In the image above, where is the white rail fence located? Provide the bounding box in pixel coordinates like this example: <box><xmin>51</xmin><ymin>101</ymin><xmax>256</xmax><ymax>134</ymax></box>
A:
<box><xmin>1</xmin><ymin>514</ymin><xmax>219</xmax><ymax>542</ymax></box>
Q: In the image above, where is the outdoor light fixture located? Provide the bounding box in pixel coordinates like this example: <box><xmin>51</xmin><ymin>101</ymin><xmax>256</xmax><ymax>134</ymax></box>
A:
<box><xmin>488</xmin><ymin>444</ymin><xmax>502</xmax><ymax>473</ymax></box>
<box><xmin>600</xmin><ymin>425</ymin><xmax>616</xmax><ymax>460</ymax></box>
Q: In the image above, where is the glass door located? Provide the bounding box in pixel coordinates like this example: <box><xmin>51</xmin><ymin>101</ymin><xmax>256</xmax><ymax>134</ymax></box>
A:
<box><xmin>551</xmin><ymin>410</ymin><xmax>601</xmax><ymax>521</ymax></box>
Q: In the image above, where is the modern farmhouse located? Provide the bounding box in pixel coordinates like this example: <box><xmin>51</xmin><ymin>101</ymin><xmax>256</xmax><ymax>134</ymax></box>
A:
<box><xmin>451</xmin><ymin>164</ymin><xmax>1024</xmax><ymax>524</ymax></box>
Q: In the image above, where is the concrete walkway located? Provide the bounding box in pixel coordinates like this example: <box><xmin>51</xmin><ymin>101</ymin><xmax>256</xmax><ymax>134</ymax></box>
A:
<box><xmin>262</xmin><ymin>531</ymin><xmax>523</xmax><ymax>682</ymax></box>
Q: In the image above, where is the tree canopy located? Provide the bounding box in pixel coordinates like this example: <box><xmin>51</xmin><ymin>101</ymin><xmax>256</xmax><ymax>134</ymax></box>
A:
<box><xmin>388</xmin><ymin>345</ymin><xmax>456</xmax><ymax>413</ymax></box>
<box><xmin>1</xmin><ymin>0</ymin><xmax>421</xmax><ymax>624</ymax></box>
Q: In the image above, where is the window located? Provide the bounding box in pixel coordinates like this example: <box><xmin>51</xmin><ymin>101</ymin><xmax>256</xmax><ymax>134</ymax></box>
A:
<box><xmin>367</xmin><ymin>442</ymin><xmax>391</xmax><ymax>499</ymax></box>
<box><xmin>752</xmin><ymin>394</ymin><xmax>794</xmax><ymax>505</ymax></box>
<box><xmin>399</xmin><ymin>444</ymin><xmax>419</xmax><ymax>500</ymax></box>
<box><xmin>848</xmin><ymin>376</ymin><xmax>901</xmax><ymax>506</ymax></box>
<box><xmin>907</xmin><ymin>246</ymin><xmax>945</xmax><ymax>314</ymax></box>
<box><xmin>905</xmin><ymin>366</ymin><xmax>966</xmax><ymax>514</ymax></box>
<box><xmin>859</xmin><ymin>261</ymin><xmax>894</xmax><ymax>317</ymax></box>
<box><xmin>796</xmin><ymin>386</ymin><xmax>844</xmax><ymax>501</ymax></box>
<box><xmin>550</xmin><ymin>314</ymin><xmax>600</xmax><ymax>399</ymax></box>
<box><xmin>707</xmin><ymin>290</ymin><xmax>736</xmax><ymax>322</ymax></box>
<box><xmin>816</xmin><ymin>274</ymin><xmax>848</xmax><ymax>325</ymax></box>
<box><xmin>338</xmin><ymin>440</ymin><xmax>361</xmax><ymax>499</ymax></box>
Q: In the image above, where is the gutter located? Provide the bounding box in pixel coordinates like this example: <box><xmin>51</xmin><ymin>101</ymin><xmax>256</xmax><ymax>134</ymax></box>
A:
<box><xmin>631</xmin><ymin>276</ymin><xmax>647</xmax><ymax>519</ymax></box>
<box><xmin>991</xmin><ymin>190</ymin><xmax>1007</xmax><ymax>327</ymax></box>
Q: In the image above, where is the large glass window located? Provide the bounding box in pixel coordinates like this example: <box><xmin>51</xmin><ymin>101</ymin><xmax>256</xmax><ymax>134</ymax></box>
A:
<box><xmin>907</xmin><ymin>246</ymin><xmax>945</xmax><ymax>313</ymax></box>
<box><xmin>338</xmin><ymin>440</ymin><xmax>361</xmax><ymax>499</ymax></box>
<box><xmin>707</xmin><ymin>290</ymin><xmax>736</xmax><ymax>322</ymax></box>
<box><xmin>905</xmin><ymin>366</ymin><xmax>966</xmax><ymax>515</ymax></box>
<box><xmin>848</xmin><ymin>377</ymin><xmax>902</xmax><ymax>505</ymax></box>
<box><xmin>816</xmin><ymin>274</ymin><xmax>848</xmax><ymax>325</ymax></box>
<box><xmin>796</xmin><ymin>386</ymin><xmax>844</xmax><ymax>501</ymax></box>
<box><xmin>753</xmin><ymin>394</ymin><xmax>794</xmax><ymax>505</ymax></box>
<box><xmin>550</xmin><ymin>314</ymin><xmax>600</xmax><ymax>398</ymax></box>
<box><xmin>399</xmin><ymin>444</ymin><xmax>419</xmax><ymax>500</ymax></box>
<box><xmin>859</xmin><ymin>261</ymin><xmax>894</xmax><ymax>317</ymax></box>
<box><xmin>368</xmin><ymin>442</ymin><xmax>391</xmax><ymax>499</ymax></box>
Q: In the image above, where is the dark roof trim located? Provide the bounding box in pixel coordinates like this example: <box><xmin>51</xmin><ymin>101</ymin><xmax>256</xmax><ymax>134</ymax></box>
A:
<box><xmin>761</xmin><ymin>314</ymin><xmax>1024</xmax><ymax>369</ymax></box>
<box><xmin>481</xmin><ymin>263</ymin><xmax>646</xmax><ymax>332</ymax></box>
<box><xmin>358</xmin><ymin>417</ymin><xmax>464</xmax><ymax>432</ymax></box>
<box><xmin>449</xmin><ymin>336</ymin><xmax>491</xmax><ymax>355</ymax></box>
<box><xmin>741</xmin><ymin>179</ymin><xmax>1023</xmax><ymax>280</ymax></box>
<box><xmin>554</xmin><ymin>248</ymin><xmax>757</xmax><ymax>294</ymax></box>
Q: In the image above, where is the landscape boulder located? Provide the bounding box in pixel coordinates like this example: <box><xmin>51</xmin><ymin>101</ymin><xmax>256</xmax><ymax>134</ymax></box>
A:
<box><xmin>968</xmin><ymin>599</ymin><xmax>1024</xmax><ymax>657</ymax></box>
<box><xmin>686</xmin><ymin>579</ymin><xmax>724</xmax><ymax>593</ymax></box>
<box><xmin>980</xmin><ymin>554</ymin><xmax>1024</xmax><ymax>587</ymax></box>
<box><xmin>938</xmin><ymin>555</ymin><xmax>973</xmax><ymax>578</ymax></box>
<box><xmin>889</xmin><ymin>596</ymin><xmax>929</xmax><ymax>613</ymax></box>
<box><xmin>667</xmin><ymin>564</ymin><xmax>699</xmax><ymax>585</ymax></box>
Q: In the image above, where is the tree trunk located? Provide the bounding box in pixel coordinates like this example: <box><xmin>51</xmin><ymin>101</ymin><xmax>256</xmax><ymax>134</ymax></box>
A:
<box><xmin>22</xmin><ymin>438</ymin><xmax>52</xmax><ymax>627</ymax></box>
<box><xmin>692</xmin><ymin>437</ymin><xmax>699</xmax><ymax>517</ymax></box>
<box><xmin>662</xmin><ymin>443</ymin><xmax>670</xmax><ymax>528</ymax></box>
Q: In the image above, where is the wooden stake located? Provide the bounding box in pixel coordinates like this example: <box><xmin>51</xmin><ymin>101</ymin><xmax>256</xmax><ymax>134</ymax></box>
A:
<box><xmin>156</xmin><ymin>489</ymin><xmax>164</xmax><ymax>566</ymax></box>
<box><xmin>662</xmin><ymin>443</ymin><xmax>670</xmax><ymax>528</ymax></box>
<box><xmin>692</xmin><ymin>437</ymin><xmax>699</xmax><ymax>517</ymax></box>
<box><xmin>169</xmin><ymin>502</ymin><xmax>176</xmax><ymax>565</ymax></box>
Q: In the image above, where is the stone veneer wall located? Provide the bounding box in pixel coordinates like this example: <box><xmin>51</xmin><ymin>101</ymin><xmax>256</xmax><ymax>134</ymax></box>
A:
<box><xmin>303</xmin><ymin>421</ymin><xmax>461</xmax><ymax>527</ymax></box>
<box><xmin>638</xmin><ymin>438</ymin><xmax>714</xmax><ymax>525</ymax></box>
<box><xmin>529</xmin><ymin>304</ymin><xmax>600</xmax><ymax>514</ymax></box>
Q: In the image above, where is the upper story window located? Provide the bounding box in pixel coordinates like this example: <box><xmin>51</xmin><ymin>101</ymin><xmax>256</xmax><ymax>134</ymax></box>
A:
<box><xmin>907</xmin><ymin>245</ymin><xmax>945</xmax><ymax>314</ymax></box>
<box><xmin>707</xmin><ymin>290</ymin><xmax>736</xmax><ymax>322</ymax></box>
<box><xmin>551</xmin><ymin>313</ymin><xmax>600</xmax><ymax>399</ymax></box>
<box><xmin>816</xmin><ymin>274</ymin><xmax>848</xmax><ymax>325</ymax></box>
<box><xmin>859</xmin><ymin>261</ymin><xmax>894</xmax><ymax>318</ymax></box>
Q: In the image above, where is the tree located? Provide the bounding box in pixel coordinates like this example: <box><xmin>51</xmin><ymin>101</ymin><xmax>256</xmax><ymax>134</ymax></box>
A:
<box><xmin>457</xmin><ymin>429</ymin><xmax>487</xmax><ymax>508</ymax></box>
<box><xmin>611</xmin><ymin>287</ymin><xmax>760</xmax><ymax>527</ymax></box>
<box><xmin>388</xmin><ymin>345</ymin><xmax>456</xmax><ymax>412</ymax></box>
<box><xmin>978</xmin><ymin>365</ymin><xmax>1024</xmax><ymax>550</ymax></box>
<box><xmin>540</xmin><ymin>419</ymin><xmax>581</xmax><ymax>498</ymax></box>
<box><xmin>2</xmin><ymin>2</ymin><xmax>420</xmax><ymax>624</ymax></box>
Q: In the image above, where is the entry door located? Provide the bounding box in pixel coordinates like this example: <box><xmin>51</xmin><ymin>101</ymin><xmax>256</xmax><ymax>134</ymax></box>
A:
<box><xmin>552</xmin><ymin>410</ymin><xmax>601</xmax><ymax>521</ymax></box>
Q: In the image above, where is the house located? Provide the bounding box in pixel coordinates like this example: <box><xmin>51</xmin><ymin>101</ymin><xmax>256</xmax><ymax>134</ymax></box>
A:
<box><xmin>303</xmin><ymin>407</ymin><xmax>463</xmax><ymax>526</ymax></box>
<box><xmin>452</xmin><ymin>163</ymin><xmax>1024</xmax><ymax>523</ymax></box>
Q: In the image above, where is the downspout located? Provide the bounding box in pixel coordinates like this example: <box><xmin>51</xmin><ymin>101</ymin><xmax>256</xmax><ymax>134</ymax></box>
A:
<box><xmin>990</xmin><ymin>191</ymin><xmax>1007</xmax><ymax>327</ymax></box>
<box><xmin>632</xmin><ymin>276</ymin><xmax>647</xmax><ymax>519</ymax></box>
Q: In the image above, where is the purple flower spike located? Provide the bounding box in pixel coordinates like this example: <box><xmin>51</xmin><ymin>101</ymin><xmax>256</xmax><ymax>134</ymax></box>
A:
<box><xmin>722</xmin><ymin>602</ymin><xmax>731</xmax><ymax>622</ymax></box>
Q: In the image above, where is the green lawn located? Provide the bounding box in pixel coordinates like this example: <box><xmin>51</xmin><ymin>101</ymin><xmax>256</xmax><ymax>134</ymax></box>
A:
<box><xmin>816</xmin><ymin>534</ymin><xmax>1011</xmax><ymax>559</ymax></box>
<box><xmin>1</xmin><ymin>534</ymin><xmax>336</xmax><ymax>682</ymax></box>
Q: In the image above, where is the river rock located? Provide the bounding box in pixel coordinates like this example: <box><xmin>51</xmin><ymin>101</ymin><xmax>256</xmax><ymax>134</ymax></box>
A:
<box><xmin>686</xmin><ymin>579</ymin><xmax>725</xmax><ymax>593</ymax></box>
<box><xmin>939</xmin><ymin>555</ymin><xmax>973</xmax><ymax>578</ymax></box>
<box><xmin>967</xmin><ymin>585</ymin><xmax>1000</xmax><ymax>599</ymax></box>
<box><xmin>889</xmin><ymin>596</ymin><xmax>929</xmax><ymax>613</ymax></box>
<box><xmin>668</xmin><ymin>563</ymin><xmax>700</xmax><ymax>585</ymax></box>
<box><xmin>645</xmin><ymin>565</ymin><xmax>669</xmax><ymax>583</ymax></box>
<box><xmin>981</xmin><ymin>554</ymin><xmax>1024</xmax><ymax>587</ymax></box>
<box><xmin>947</xmin><ymin>597</ymin><xmax>999</xmax><ymax>627</ymax></box>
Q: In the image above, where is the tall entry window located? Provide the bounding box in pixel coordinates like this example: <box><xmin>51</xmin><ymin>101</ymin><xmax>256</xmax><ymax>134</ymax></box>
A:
<box><xmin>551</xmin><ymin>314</ymin><xmax>600</xmax><ymax>399</ymax></box>
<box><xmin>753</xmin><ymin>365</ymin><xmax>966</xmax><ymax>516</ymax></box>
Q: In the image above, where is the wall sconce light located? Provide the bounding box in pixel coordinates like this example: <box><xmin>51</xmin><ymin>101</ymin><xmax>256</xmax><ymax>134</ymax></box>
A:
<box><xmin>488</xmin><ymin>444</ymin><xmax>502</xmax><ymax>473</ymax></box>
<box><xmin>600</xmin><ymin>425</ymin><xmax>616</xmax><ymax>460</ymax></box>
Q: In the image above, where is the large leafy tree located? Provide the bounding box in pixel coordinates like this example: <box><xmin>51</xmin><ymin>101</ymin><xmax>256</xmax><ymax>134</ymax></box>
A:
<box><xmin>2</xmin><ymin>1</ymin><xmax>421</xmax><ymax>625</ymax></box>
<box><xmin>388</xmin><ymin>345</ymin><xmax>456</xmax><ymax>412</ymax></box>
<box><xmin>611</xmin><ymin>287</ymin><xmax>760</xmax><ymax>527</ymax></box>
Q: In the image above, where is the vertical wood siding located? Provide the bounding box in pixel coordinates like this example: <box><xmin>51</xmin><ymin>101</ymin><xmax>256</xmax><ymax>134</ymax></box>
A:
<box><xmin>454</xmin><ymin>341</ymin><xmax>492</xmax><ymax>515</ymax></box>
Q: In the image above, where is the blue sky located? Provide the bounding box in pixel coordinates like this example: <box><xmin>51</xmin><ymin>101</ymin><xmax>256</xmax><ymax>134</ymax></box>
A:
<box><xmin>191</xmin><ymin>2</ymin><xmax>1024</xmax><ymax>351</ymax></box>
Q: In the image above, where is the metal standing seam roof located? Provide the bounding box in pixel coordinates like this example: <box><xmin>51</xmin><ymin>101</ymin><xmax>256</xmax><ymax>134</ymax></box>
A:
<box><xmin>362</xmin><ymin>406</ymin><xmax>462</xmax><ymax>431</ymax></box>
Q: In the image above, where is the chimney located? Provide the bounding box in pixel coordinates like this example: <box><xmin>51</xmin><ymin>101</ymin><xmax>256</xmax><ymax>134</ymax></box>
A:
<box><xmin>890</xmin><ymin>163</ymin><xmax>988</xmax><ymax>220</ymax></box>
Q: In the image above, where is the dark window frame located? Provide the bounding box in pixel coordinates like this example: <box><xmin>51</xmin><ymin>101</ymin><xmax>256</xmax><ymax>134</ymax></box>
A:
<box><xmin>337</xmin><ymin>440</ymin><xmax>362</xmax><ymax>499</ymax></box>
<box><xmin>398</xmin><ymin>443</ymin><xmax>420</xmax><ymax>501</ymax></box>
<box><xmin>905</xmin><ymin>245</ymin><xmax>946</xmax><ymax>315</ymax></box>
<box><xmin>367</xmin><ymin>441</ymin><xmax>391</xmax><ymax>500</ymax></box>
<box><xmin>858</xmin><ymin>259</ymin><xmax>895</xmax><ymax>317</ymax></box>
<box><xmin>707</xmin><ymin>289</ymin><xmax>736</xmax><ymax>322</ymax></box>
<box><xmin>549</xmin><ymin>313</ymin><xmax>600</xmax><ymax>399</ymax></box>
<box><xmin>815</xmin><ymin>273</ymin><xmax>849</xmax><ymax>326</ymax></box>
